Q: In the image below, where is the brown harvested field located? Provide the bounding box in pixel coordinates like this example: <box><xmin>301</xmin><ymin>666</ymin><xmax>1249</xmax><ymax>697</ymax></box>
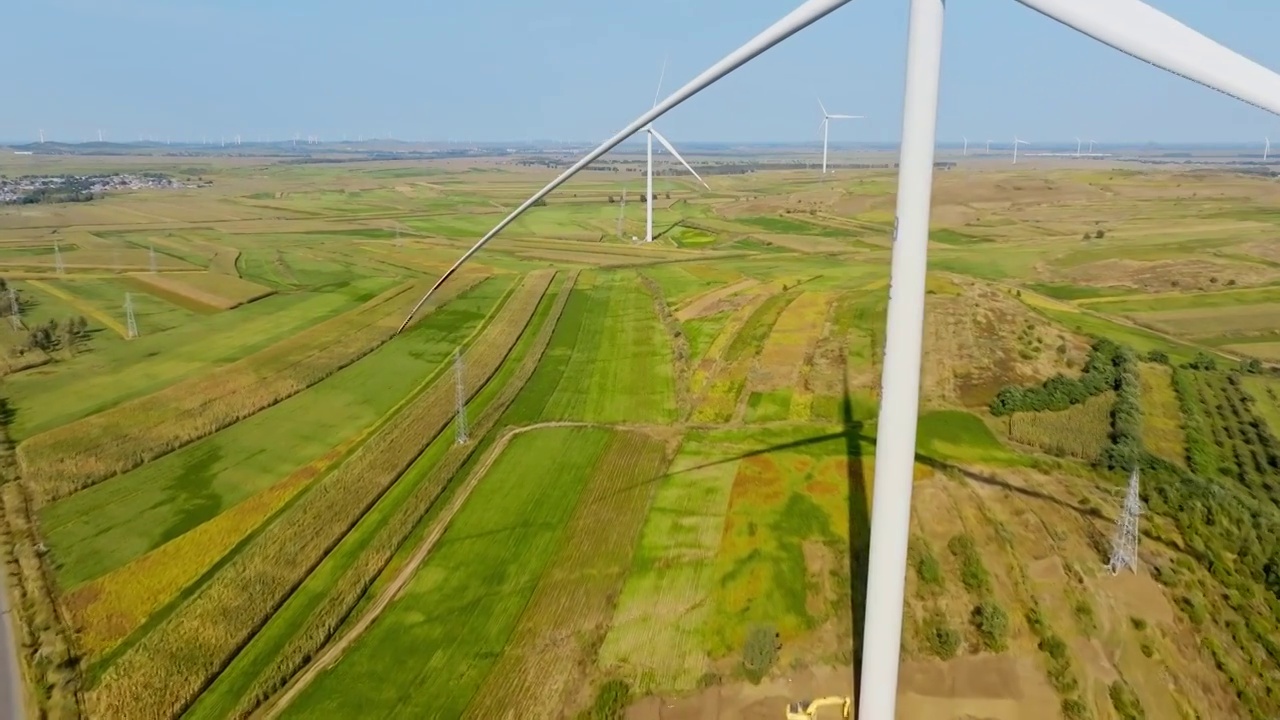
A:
<box><xmin>1126</xmin><ymin>304</ymin><xmax>1280</xmax><ymax>340</ymax></box>
<box><xmin>130</xmin><ymin>271</ymin><xmax>275</xmax><ymax>310</ymax></box>
<box><xmin>1051</xmin><ymin>257</ymin><xmax>1278</xmax><ymax>293</ymax></box>
<box><xmin>674</xmin><ymin>278</ymin><xmax>758</xmax><ymax>321</ymax></box>
<box><xmin>465</xmin><ymin>431</ymin><xmax>670</xmax><ymax>719</ymax></box>
<box><xmin>747</xmin><ymin>292</ymin><xmax>833</xmax><ymax>392</ymax></box>
<box><xmin>17</xmin><ymin>273</ymin><xmax>487</xmax><ymax>505</ymax></box>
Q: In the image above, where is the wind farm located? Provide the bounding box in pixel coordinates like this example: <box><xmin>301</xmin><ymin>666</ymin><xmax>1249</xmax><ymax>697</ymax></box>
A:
<box><xmin>2</xmin><ymin>1</ymin><xmax>1280</xmax><ymax>720</ymax></box>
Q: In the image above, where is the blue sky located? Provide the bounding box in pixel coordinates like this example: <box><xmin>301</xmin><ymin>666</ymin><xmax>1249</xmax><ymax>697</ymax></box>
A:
<box><xmin>6</xmin><ymin>0</ymin><xmax>1280</xmax><ymax>145</ymax></box>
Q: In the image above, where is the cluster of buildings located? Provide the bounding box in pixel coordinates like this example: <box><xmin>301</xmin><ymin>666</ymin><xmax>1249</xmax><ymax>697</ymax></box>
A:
<box><xmin>0</xmin><ymin>173</ymin><xmax>190</xmax><ymax>204</ymax></box>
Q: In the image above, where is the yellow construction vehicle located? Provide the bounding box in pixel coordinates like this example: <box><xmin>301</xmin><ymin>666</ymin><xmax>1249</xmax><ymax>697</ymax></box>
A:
<box><xmin>785</xmin><ymin>696</ymin><xmax>851</xmax><ymax>719</ymax></box>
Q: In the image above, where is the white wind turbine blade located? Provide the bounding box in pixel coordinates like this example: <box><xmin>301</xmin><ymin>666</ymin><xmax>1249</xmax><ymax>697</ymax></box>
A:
<box><xmin>1016</xmin><ymin>0</ymin><xmax>1280</xmax><ymax>116</ymax></box>
<box><xmin>818</xmin><ymin>96</ymin><xmax>829</xmax><ymax>117</ymax></box>
<box><xmin>650</xmin><ymin>128</ymin><xmax>711</xmax><ymax>189</ymax></box>
<box><xmin>828</xmin><ymin>114</ymin><xmax>864</xmax><ymax>119</ymax></box>
<box><xmin>394</xmin><ymin>0</ymin><xmax>855</xmax><ymax>332</ymax></box>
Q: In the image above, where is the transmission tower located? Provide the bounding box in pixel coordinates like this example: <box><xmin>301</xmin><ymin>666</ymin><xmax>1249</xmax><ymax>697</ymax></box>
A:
<box><xmin>124</xmin><ymin>292</ymin><xmax>139</xmax><ymax>339</ymax></box>
<box><xmin>53</xmin><ymin>240</ymin><xmax>65</xmax><ymax>275</ymax></box>
<box><xmin>617</xmin><ymin>188</ymin><xmax>627</xmax><ymax>238</ymax></box>
<box><xmin>395</xmin><ymin>226</ymin><xmax>403</xmax><ymax>247</ymax></box>
<box><xmin>453</xmin><ymin>348</ymin><xmax>469</xmax><ymax>444</ymax></box>
<box><xmin>8</xmin><ymin>288</ymin><xmax>21</xmax><ymax>330</ymax></box>
<box><xmin>1107</xmin><ymin>468</ymin><xmax>1142</xmax><ymax>575</ymax></box>
<box><xmin>149</xmin><ymin>244</ymin><xmax>158</xmax><ymax>274</ymax></box>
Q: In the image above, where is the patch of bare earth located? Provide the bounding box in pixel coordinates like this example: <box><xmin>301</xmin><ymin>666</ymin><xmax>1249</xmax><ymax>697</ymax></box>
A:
<box><xmin>922</xmin><ymin>278</ymin><xmax>1088</xmax><ymax>408</ymax></box>
<box><xmin>626</xmin><ymin>666</ymin><xmax>853</xmax><ymax>720</ymax></box>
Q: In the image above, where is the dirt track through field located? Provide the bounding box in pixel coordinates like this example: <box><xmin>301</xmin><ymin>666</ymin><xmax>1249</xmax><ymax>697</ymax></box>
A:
<box><xmin>263</xmin><ymin>420</ymin><xmax>622</xmax><ymax>718</ymax></box>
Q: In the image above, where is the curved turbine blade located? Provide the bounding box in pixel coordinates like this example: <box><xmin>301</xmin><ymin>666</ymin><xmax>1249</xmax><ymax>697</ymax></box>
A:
<box><xmin>394</xmin><ymin>0</ymin><xmax>856</xmax><ymax>333</ymax></box>
<box><xmin>650</xmin><ymin>127</ymin><xmax>710</xmax><ymax>189</ymax></box>
<box><xmin>828</xmin><ymin>114</ymin><xmax>864</xmax><ymax>119</ymax></box>
<box><xmin>818</xmin><ymin>96</ymin><xmax>828</xmax><ymax>116</ymax></box>
<box><xmin>1016</xmin><ymin>0</ymin><xmax>1280</xmax><ymax>116</ymax></box>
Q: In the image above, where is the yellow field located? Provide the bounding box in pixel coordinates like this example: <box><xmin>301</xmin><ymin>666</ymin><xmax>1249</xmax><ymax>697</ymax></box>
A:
<box><xmin>130</xmin><ymin>271</ymin><xmax>275</xmax><ymax>310</ymax></box>
<box><xmin>1139</xmin><ymin>363</ymin><xmax>1188</xmax><ymax>467</ymax></box>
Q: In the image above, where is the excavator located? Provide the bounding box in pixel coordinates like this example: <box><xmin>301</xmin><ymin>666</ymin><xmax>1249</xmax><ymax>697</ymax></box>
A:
<box><xmin>785</xmin><ymin>696</ymin><xmax>851</xmax><ymax>719</ymax></box>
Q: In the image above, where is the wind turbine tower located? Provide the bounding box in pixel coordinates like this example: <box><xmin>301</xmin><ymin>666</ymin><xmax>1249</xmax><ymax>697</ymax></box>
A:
<box><xmin>985</xmin><ymin>139</ymin><xmax>992</xmax><ymax>154</ymax></box>
<box><xmin>1012</xmin><ymin>137</ymin><xmax>1029</xmax><ymax>164</ymax></box>
<box><xmin>1075</xmin><ymin>136</ymin><xmax>1082</xmax><ymax>157</ymax></box>
<box><xmin>38</xmin><ymin>129</ymin><xmax>45</xmax><ymax>144</ymax></box>
<box><xmin>641</xmin><ymin>60</ymin><xmax>709</xmax><ymax>243</ymax></box>
<box><xmin>818</xmin><ymin>97</ymin><xmax>863</xmax><ymax>174</ymax></box>
<box><xmin>1266</xmin><ymin>137</ymin><xmax>1271</xmax><ymax>161</ymax></box>
<box><xmin>962</xmin><ymin>136</ymin><xmax>968</xmax><ymax>156</ymax></box>
<box><xmin>1089</xmin><ymin>139</ymin><xmax>1097</xmax><ymax>154</ymax></box>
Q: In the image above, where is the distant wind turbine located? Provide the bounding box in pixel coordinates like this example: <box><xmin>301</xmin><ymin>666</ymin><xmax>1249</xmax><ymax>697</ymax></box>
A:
<box><xmin>1266</xmin><ymin>136</ymin><xmax>1271</xmax><ymax>160</ymax></box>
<box><xmin>985</xmin><ymin>138</ymin><xmax>992</xmax><ymax>153</ymax></box>
<box><xmin>1089</xmin><ymin>138</ymin><xmax>1096</xmax><ymax>153</ymax></box>
<box><xmin>1012</xmin><ymin>136</ymin><xmax>1030</xmax><ymax>164</ymax></box>
<box><xmin>818</xmin><ymin>97</ymin><xmax>863</xmax><ymax>173</ymax></box>
<box><xmin>38</xmin><ymin>129</ymin><xmax>44</xmax><ymax>144</ymax></box>
<box><xmin>962</xmin><ymin>136</ymin><xmax>968</xmax><ymax>156</ymax></box>
<box><xmin>1075</xmin><ymin>136</ymin><xmax>1082</xmax><ymax>157</ymax></box>
<box><xmin>642</xmin><ymin>58</ymin><xmax>708</xmax><ymax>243</ymax></box>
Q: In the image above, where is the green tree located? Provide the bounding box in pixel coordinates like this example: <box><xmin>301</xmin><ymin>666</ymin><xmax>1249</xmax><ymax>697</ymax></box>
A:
<box><xmin>741</xmin><ymin>625</ymin><xmax>780</xmax><ymax>684</ymax></box>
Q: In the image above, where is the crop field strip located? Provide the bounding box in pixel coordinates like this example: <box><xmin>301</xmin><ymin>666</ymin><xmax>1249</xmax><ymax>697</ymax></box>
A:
<box><xmin>743</xmin><ymin>291</ymin><xmax>834</xmax><ymax>423</ymax></box>
<box><xmin>1138</xmin><ymin>362</ymin><xmax>1188</xmax><ymax>466</ymax></box>
<box><xmin>129</xmin><ymin>272</ymin><xmax>275</xmax><ymax>311</ymax></box>
<box><xmin>278</xmin><ymin>426</ymin><xmax>617</xmax><ymax>719</ymax></box>
<box><xmin>19</xmin><ymin>272</ymin><xmax>487</xmax><ymax>505</ymax></box>
<box><xmin>86</xmin><ymin>270</ymin><xmax>556</xmax><ymax>719</ymax></box>
<box><xmin>1002</xmin><ymin>392</ymin><xmax>1115</xmax><ymax>461</ymax></box>
<box><xmin>56</xmin><ymin>275</ymin><xmax>522</xmax><ymax>659</ymax></box>
<box><xmin>196</xmin><ymin>271</ymin><xmax>579</xmax><ymax>720</ymax></box>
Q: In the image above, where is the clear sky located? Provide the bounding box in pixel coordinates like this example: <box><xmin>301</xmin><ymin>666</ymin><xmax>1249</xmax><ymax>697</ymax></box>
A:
<box><xmin>6</xmin><ymin>0</ymin><xmax>1280</xmax><ymax>145</ymax></box>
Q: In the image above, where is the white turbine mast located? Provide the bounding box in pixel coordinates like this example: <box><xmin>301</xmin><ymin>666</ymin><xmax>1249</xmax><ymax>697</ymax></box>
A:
<box><xmin>962</xmin><ymin>135</ymin><xmax>968</xmax><ymax>156</ymax></box>
<box><xmin>985</xmin><ymin>138</ymin><xmax>992</xmax><ymax>153</ymax></box>
<box><xmin>390</xmin><ymin>5</ymin><xmax>1280</xmax><ymax>718</ymax></box>
<box><xmin>1075</xmin><ymin>135</ymin><xmax>1082</xmax><ymax>157</ymax></box>
<box><xmin>642</xmin><ymin>58</ymin><xmax>709</xmax><ymax>243</ymax></box>
<box><xmin>1012</xmin><ymin>136</ymin><xmax>1030</xmax><ymax>164</ymax></box>
<box><xmin>818</xmin><ymin>97</ymin><xmax>864</xmax><ymax>174</ymax></box>
<box><xmin>38</xmin><ymin>129</ymin><xmax>44</xmax><ymax>144</ymax></box>
<box><xmin>1089</xmin><ymin>138</ymin><xmax>1097</xmax><ymax>153</ymax></box>
<box><xmin>1266</xmin><ymin>136</ymin><xmax>1271</xmax><ymax>160</ymax></box>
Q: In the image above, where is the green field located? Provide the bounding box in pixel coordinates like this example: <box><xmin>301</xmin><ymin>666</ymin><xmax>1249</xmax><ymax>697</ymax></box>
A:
<box><xmin>3</xmin><ymin>157</ymin><xmax>1280</xmax><ymax>720</ymax></box>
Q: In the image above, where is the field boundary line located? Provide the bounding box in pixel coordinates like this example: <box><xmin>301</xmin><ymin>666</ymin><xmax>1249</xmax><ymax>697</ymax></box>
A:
<box><xmin>25</xmin><ymin>279</ymin><xmax>130</xmax><ymax>338</ymax></box>
<box><xmin>261</xmin><ymin>421</ymin><xmax>632</xmax><ymax>718</ymax></box>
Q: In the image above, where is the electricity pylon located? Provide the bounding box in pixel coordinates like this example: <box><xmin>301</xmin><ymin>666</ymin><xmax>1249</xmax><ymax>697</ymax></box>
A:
<box><xmin>53</xmin><ymin>240</ymin><xmax>65</xmax><ymax>275</ymax></box>
<box><xmin>124</xmin><ymin>293</ymin><xmax>139</xmax><ymax>339</ymax></box>
<box><xmin>1107</xmin><ymin>468</ymin><xmax>1142</xmax><ymax>575</ymax></box>
<box><xmin>453</xmin><ymin>348</ymin><xmax>469</xmax><ymax>444</ymax></box>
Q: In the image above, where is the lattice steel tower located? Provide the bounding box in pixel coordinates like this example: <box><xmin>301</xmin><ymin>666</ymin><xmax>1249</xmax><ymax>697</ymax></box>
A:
<box><xmin>453</xmin><ymin>348</ymin><xmax>469</xmax><ymax>444</ymax></box>
<box><xmin>8</xmin><ymin>288</ymin><xmax>20</xmax><ymax>330</ymax></box>
<box><xmin>1107</xmin><ymin>468</ymin><xmax>1142</xmax><ymax>575</ymax></box>
<box><xmin>124</xmin><ymin>292</ymin><xmax>139</xmax><ymax>339</ymax></box>
<box><xmin>617</xmin><ymin>188</ymin><xmax>627</xmax><ymax>238</ymax></box>
<box><xmin>53</xmin><ymin>240</ymin><xmax>65</xmax><ymax>275</ymax></box>
<box><xmin>150</xmin><ymin>244</ymin><xmax>158</xmax><ymax>273</ymax></box>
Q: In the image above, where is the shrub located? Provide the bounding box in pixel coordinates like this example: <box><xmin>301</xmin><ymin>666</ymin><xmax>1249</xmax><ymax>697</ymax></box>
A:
<box><xmin>588</xmin><ymin>679</ymin><xmax>632</xmax><ymax>720</ymax></box>
<box><xmin>971</xmin><ymin>600</ymin><xmax>1009</xmax><ymax>652</ymax></box>
<box><xmin>1129</xmin><ymin>616</ymin><xmax>1148</xmax><ymax>632</ymax></box>
<box><xmin>1062</xmin><ymin>697</ymin><xmax>1092</xmax><ymax>719</ymax></box>
<box><xmin>948</xmin><ymin>534</ymin><xmax>991</xmax><ymax>596</ymax></box>
<box><xmin>742</xmin><ymin>624</ymin><xmax>780</xmax><ymax>684</ymax></box>
<box><xmin>923</xmin><ymin>611</ymin><xmax>961</xmax><ymax>659</ymax></box>
<box><xmin>911</xmin><ymin>541</ymin><xmax>945</xmax><ymax>592</ymax></box>
<box><xmin>1108</xmin><ymin>679</ymin><xmax>1146</xmax><ymax>720</ymax></box>
<box><xmin>990</xmin><ymin>338</ymin><xmax>1122</xmax><ymax>416</ymax></box>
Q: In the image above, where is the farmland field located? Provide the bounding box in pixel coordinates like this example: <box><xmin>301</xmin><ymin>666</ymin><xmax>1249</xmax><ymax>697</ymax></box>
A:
<box><xmin>1</xmin><ymin>152</ymin><xmax>1279</xmax><ymax>720</ymax></box>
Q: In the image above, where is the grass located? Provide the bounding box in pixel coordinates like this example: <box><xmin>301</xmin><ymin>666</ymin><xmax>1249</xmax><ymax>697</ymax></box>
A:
<box><xmin>44</xmin><ymin>277</ymin><xmax>514</xmax><ymax>594</ymax></box>
<box><xmin>1139</xmin><ymin>363</ymin><xmax>1188</xmax><ymax>467</ymax></box>
<box><xmin>86</xmin><ymin>272</ymin><xmax>555</xmax><ymax>720</ymax></box>
<box><xmin>538</xmin><ymin>272</ymin><xmax>677</xmax><ymax>424</ymax></box>
<box><xmin>278</xmin><ymin>427</ymin><xmax>615</xmax><ymax>719</ymax></box>
<box><xmin>20</xmin><ymin>276</ymin><xmax>483</xmax><ymax>505</ymax></box>
<box><xmin>5</xmin><ymin>278</ymin><xmax>395</xmax><ymax>439</ymax></box>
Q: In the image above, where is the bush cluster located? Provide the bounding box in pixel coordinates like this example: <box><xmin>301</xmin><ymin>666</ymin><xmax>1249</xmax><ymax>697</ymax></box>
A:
<box><xmin>1099</xmin><ymin>345</ymin><xmax>1142</xmax><ymax>472</ymax></box>
<box><xmin>741</xmin><ymin>624</ymin><xmax>780</xmax><ymax>684</ymax></box>
<box><xmin>989</xmin><ymin>338</ymin><xmax>1123</xmax><ymax>416</ymax></box>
